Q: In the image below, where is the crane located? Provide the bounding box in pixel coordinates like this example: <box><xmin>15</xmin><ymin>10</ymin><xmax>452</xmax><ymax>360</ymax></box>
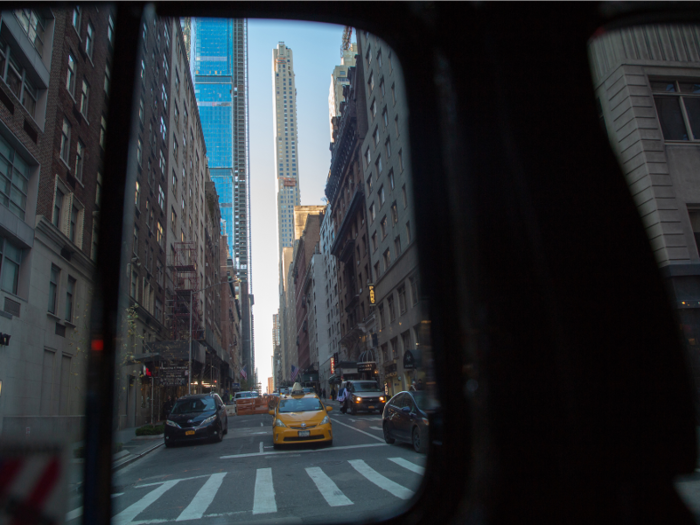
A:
<box><xmin>341</xmin><ymin>26</ymin><xmax>353</xmax><ymax>57</ymax></box>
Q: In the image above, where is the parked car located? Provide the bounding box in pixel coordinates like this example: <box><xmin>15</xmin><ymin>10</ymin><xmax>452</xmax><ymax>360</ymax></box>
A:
<box><xmin>382</xmin><ymin>390</ymin><xmax>432</xmax><ymax>453</ymax></box>
<box><xmin>342</xmin><ymin>380</ymin><xmax>386</xmax><ymax>414</ymax></box>
<box><xmin>164</xmin><ymin>393</ymin><xmax>228</xmax><ymax>446</ymax></box>
<box><xmin>269</xmin><ymin>387</ymin><xmax>333</xmax><ymax>448</ymax></box>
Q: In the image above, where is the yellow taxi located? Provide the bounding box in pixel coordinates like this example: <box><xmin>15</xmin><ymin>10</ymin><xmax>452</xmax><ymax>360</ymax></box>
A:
<box><xmin>269</xmin><ymin>383</ymin><xmax>333</xmax><ymax>448</ymax></box>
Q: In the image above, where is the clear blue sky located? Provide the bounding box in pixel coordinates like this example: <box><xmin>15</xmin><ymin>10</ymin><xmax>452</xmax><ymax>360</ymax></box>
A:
<box><xmin>248</xmin><ymin>19</ymin><xmax>353</xmax><ymax>387</ymax></box>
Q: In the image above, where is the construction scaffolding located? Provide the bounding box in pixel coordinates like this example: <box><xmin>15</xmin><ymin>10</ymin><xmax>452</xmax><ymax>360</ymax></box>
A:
<box><xmin>165</xmin><ymin>242</ymin><xmax>203</xmax><ymax>341</ymax></box>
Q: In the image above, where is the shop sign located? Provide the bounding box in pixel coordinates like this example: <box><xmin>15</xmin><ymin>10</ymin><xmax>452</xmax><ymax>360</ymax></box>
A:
<box><xmin>403</xmin><ymin>350</ymin><xmax>415</xmax><ymax>370</ymax></box>
<box><xmin>384</xmin><ymin>362</ymin><xmax>397</xmax><ymax>377</ymax></box>
<box><xmin>330</xmin><ymin>356</ymin><xmax>335</xmax><ymax>375</ymax></box>
<box><xmin>357</xmin><ymin>361</ymin><xmax>375</xmax><ymax>373</ymax></box>
<box><xmin>368</xmin><ymin>284</ymin><xmax>376</xmax><ymax>305</ymax></box>
<box><xmin>157</xmin><ymin>365</ymin><xmax>188</xmax><ymax>386</ymax></box>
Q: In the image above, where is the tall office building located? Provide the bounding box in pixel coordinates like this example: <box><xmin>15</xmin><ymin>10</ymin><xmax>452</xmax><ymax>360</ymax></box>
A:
<box><xmin>273</xmin><ymin>43</ymin><xmax>301</xmax><ymax>259</ymax></box>
<box><xmin>329</xmin><ymin>44</ymin><xmax>357</xmax><ymax>142</ymax></box>
<box><xmin>191</xmin><ymin>17</ymin><xmax>254</xmax><ymax>379</ymax></box>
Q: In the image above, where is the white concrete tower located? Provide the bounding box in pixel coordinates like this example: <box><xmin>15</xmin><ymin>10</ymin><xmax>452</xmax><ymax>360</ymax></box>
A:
<box><xmin>273</xmin><ymin>42</ymin><xmax>301</xmax><ymax>258</ymax></box>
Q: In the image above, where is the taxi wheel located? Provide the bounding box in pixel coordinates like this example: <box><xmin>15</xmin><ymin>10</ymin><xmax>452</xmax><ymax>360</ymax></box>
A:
<box><xmin>383</xmin><ymin>422</ymin><xmax>395</xmax><ymax>444</ymax></box>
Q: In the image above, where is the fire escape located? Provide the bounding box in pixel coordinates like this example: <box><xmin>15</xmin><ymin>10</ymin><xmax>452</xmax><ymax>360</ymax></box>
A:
<box><xmin>165</xmin><ymin>242</ymin><xmax>203</xmax><ymax>341</ymax></box>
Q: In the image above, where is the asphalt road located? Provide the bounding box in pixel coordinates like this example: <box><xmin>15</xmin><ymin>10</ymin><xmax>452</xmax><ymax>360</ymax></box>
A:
<box><xmin>66</xmin><ymin>410</ymin><xmax>427</xmax><ymax>524</ymax></box>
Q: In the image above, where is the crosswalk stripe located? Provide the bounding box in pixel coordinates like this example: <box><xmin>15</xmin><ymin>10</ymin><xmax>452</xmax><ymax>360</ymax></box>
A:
<box><xmin>112</xmin><ymin>480</ymin><xmax>180</xmax><ymax>525</ymax></box>
<box><xmin>348</xmin><ymin>460</ymin><xmax>414</xmax><ymax>500</ymax></box>
<box><xmin>176</xmin><ymin>472</ymin><xmax>226</xmax><ymax>521</ymax></box>
<box><xmin>252</xmin><ymin>468</ymin><xmax>277</xmax><ymax>514</ymax></box>
<box><xmin>305</xmin><ymin>467</ymin><xmax>353</xmax><ymax>507</ymax></box>
<box><xmin>388</xmin><ymin>457</ymin><xmax>425</xmax><ymax>475</ymax></box>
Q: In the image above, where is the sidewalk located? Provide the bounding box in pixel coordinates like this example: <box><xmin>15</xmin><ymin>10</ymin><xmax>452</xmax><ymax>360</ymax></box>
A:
<box><xmin>69</xmin><ymin>424</ymin><xmax>165</xmax><ymax>493</ymax></box>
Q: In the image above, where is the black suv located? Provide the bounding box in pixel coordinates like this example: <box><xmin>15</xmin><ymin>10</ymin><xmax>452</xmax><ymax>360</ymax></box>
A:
<box><xmin>345</xmin><ymin>380</ymin><xmax>387</xmax><ymax>414</ymax></box>
<box><xmin>164</xmin><ymin>393</ymin><xmax>228</xmax><ymax>446</ymax></box>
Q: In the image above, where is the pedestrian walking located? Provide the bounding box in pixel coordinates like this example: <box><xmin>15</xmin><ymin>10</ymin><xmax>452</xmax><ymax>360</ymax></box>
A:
<box><xmin>337</xmin><ymin>385</ymin><xmax>347</xmax><ymax>414</ymax></box>
<box><xmin>162</xmin><ymin>395</ymin><xmax>174</xmax><ymax>421</ymax></box>
<box><xmin>330</xmin><ymin>387</ymin><xmax>336</xmax><ymax>400</ymax></box>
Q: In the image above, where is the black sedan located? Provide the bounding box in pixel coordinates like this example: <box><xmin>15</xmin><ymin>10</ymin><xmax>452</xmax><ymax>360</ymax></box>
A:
<box><xmin>164</xmin><ymin>393</ymin><xmax>228</xmax><ymax>446</ymax></box>
<box><xmin>382</xmin><ymin>390</ymin><xmax>432</xmax><ymax>453</ymax></box>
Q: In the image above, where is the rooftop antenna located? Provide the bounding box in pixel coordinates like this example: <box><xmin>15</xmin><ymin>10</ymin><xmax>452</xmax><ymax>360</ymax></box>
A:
<box><xmin>341</xmin><ymin>26</ymin><xmax>353</xmax><ymax>57</ymax></box>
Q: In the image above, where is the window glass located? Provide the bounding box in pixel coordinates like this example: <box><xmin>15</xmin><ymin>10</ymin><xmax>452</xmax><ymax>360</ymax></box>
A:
<box><xmin>654</xmin><ymin>96</ymin><xmax>688</xmax><ymax>140</ymax></box>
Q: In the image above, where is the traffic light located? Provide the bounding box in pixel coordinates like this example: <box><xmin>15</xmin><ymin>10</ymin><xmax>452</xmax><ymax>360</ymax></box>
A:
<box><xmin>142</xmin><ymin>364</ymin><xmax>152</xmax><ymax>377</ymax></box>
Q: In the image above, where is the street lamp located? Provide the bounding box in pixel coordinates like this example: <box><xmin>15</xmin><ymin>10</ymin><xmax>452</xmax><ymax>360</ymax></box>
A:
<box><xmin>188</xmin><ymin>279</ymin><xmax>232</xmax><ymax>395</ymax></box>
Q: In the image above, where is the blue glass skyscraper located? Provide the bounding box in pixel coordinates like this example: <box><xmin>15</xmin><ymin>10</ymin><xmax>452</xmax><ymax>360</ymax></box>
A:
<box><xmin>190</xmin><ymin>17</ymin><xmax>254</xmax><ymax>379</ymax></box>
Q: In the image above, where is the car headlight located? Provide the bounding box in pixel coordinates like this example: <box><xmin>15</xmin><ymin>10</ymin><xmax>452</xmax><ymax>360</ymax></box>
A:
<box><xmin>321</xmin><ymin>415</ymin><xmax>330</xmax><ymax>425</ymax></box>
<box><xmin>199</xmin><ymin>415</ymin><xmax>217</xmax><ymax>426</ymax></box>
<box><xmin>274</xmin><ymin>418</ymin><xmax>287</xmax><ymax>427</ymax></box>
<box><xmin>166</xmin><ymin>420</ymin><xmax>180</xmax><ymax>428</ymax></box>
<box><xmin>379</xmin><ymin>396</ymin><xmax>385</xmax><ymax>402</ymax></box>
<box><xmin>355</xmin><ymin>396</ymin><xmax>361</xmax><ymax>403</ymax></box>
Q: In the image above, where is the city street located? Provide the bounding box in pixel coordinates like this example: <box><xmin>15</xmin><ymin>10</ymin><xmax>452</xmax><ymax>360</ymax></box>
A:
<box><xmin>66</xmin><ymin>409</ymin><xmax>426</xmax><ymax>524</ymax></box>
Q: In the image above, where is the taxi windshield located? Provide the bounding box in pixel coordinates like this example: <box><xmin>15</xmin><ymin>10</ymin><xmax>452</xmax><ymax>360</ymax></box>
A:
<box><xmin>171</xmin><ymin>397</ymin><xmax>216</xmax><ymax>414</ymax></box>
<box><xmin>279</xmin><ymin>397</ymin><xmax>323</xmax><ymax>413</ymax></box>
<box><xmin>351</xmin><ymin>382</ymin><xmax>380</xmax><ymax>392</ymax></box>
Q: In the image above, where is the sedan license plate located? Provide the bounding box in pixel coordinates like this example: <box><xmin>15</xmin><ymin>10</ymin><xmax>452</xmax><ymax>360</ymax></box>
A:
<box><xmin>368</xmin><ymin>406</ymin><xmax>375</xmax><ymax>409</ymax></box>
<box><xmin>298</xmin><ymin>430</ymin><xmax>310</xmax><ymax>437</ymax></box>
<box><xmin>185</xmin><ymin>430</ymin><xmax>195</xmax><ymax>436</ymax></box>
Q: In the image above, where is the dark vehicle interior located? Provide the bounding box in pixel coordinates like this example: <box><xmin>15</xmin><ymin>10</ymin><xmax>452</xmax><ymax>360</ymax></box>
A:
<box><xmin>75</xmin><ymin>2</ymin><xmax>700</xmax><ymax>524</ymax></box>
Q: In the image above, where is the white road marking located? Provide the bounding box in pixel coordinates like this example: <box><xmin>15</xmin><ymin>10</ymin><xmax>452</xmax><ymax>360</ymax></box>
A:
<box><xmin>305</xmin><ymin>467</ymin><xmax>353</xmax><ymax>507</ymax></box>
<box><xmin>331</xmin><ymin>418</ymin><xmax>386</xmax><ymax>443</ymax></box>
<box><xmin>176</xmin><ymin>473</ymin><xmax>226</xmax><ymax>521</ymax></box>
<box><xmin>136</xmin><ymin>473</ymin><xmax>211</xmax><ymax>488</ymax></box>
<box><xmin>370</xmin><ymin>426</ymin><xmax>382</xmax><ymax>431</ymax></box>
<box><xmin>66</xmin><ymin>494</ymin><xmax>126</xmax><ymax>521</ymax></box>
<box><xmin>260</xmin><ymin>422</ymin><xmax>263</xmax><ymax>427</ymax></box>
<box><xmin>388</xmin><ymin>457</ymin><xmax>426</xmax><ymax>475</ymax></box>
<box><xmin>112</xmin><ymin>480</ymin><xmax>180</xmax><ymax>524</ymax></box>
<box><xmin>348</xmin><ymin>460</ymin><xmax>414</xmax><ymax>500</ymax></box>
<box><xmin>259</xmin><ymin>442</ymin><xmax>264</xmax><ymax>454</ymax></box>
<box><xmin>221</xmin><ymin>442</ymin><xmax>386</xmax><ymax>459</ymax></box>
<box><xmin>253</xmin><ymin>468</ymin><xmax>277</xmax><ymax>514</ymax></box>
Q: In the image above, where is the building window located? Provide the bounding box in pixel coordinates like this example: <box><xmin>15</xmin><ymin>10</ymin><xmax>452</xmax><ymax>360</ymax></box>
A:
<box><xmin>395</xmin><ymin>235</ymin><xmax>402</xmax><ymax>257</ymax></box>
<box><xmin>369</xmin><ymin>203</ymin><xmax>376</xmax><ymax>224</ymax></box>
<box><xmin>379</xmin><ymin>186</ymin><xmax>385</xmax><ymax>205</ymax></box>
<box><xmin>391</xmin><ymin>202</ymin><xmax>398</xmax><ymax>224</ymax></box>
<box><xmin>391</xmin><ymin>83</ymin><xmax>396</xmax><ymax>105</ymax></box>
<box><xmin>172</xmin><ymin>170</ymin><xmax>177</xmax><ymax>194</ymax></box>
<box><xmin>138</xmin><ymin>96</ymin><xmax>144</xmax><ymax>123</ymax></box>
<box><xmin>157</xmin><ymin>221</ymin><xmax>164</xmax><ymax>249</ymax></box>
<box><xmin>0</xmin><ymin>135</ymin><xmax>30</xmax><ymax>221</ymax></box>
<box><xmin>376</xmin><ymin>156</ymin><xmax>383</xmax><ymax>174</ymax></box>
<box><xmin>383</xmin><ymin>248</ymin><xmax>391</xmax><ymax>271</ymax></box>
<box><xmin>155</xmin><ymin>298</ymin><xmax>162</xmax><ymax>322</ymax></box>
<box><xmin>381</xmin><ymin>216</ymin><xmax>387</xmax><ymax>239</ymax></box>
<box><xmin>66</xmin><ymin>54</ymin><xmax>76</xmax><ymax>97</ymax></box>
<box><xmin>75</xmin><ymin>140</ymin><xmax>85</xmax><ymax>182</ymax></box>
<box><xmin>160</xmin><ymin>150</ymin><xmax>166</xmax><ymax>174</ymax></box>
<box><xmin>135</xmin><ymin>180</ymin><xmax>141</xmax><ymax>207</ymax></box>
<box><xmin>72</xmin><ymin>6</ymin><xmax>81</xmax><ymax>31</ymax></box>
<box><xmin>382</xmin><ymin>108</ymin><xmax>388</xmax><ymax>129</ymax></box>
<box><xmin>95</xmin><ymin>171</ymin><xmax>102</xmax><ymax>209</ymax></box>
<box><xmin>371</xmin><ymin>100</ymin><xmax>377</xmax><ymax>118</ymax></box>
<box><xmin>380</xmin><ymin>78</ymin><xmax>385</xmax><ymax>97</ymax></box>
<box><xmin>69</xmin><ymin>204</ymin><xmax>79</xmax><ymax>243</ymax></box>
<box><xmin>86</xmin><ymin>23</ymin><xmax>94</xmax><ymax>59</ymax></box>
<box><xmin>371</xmin><ymin>232</ymin><xmax>378</xmax><ymax>253</ymax></box>
<box><xmin>100</xmin><ymin>116</ymin><xmax>107</xmax><ymax>149</ymax></box>
<box><xmin>410</xmin><ymin>276</ymin><xmax>418</xmax><ymax>305</ymax></box>
<box><xmin>13</xmin><ymin>9</ymin><xmax>46</xmax><ymax>57</ymax></box>
<box><xmin>162</xmin><ymin>84</ymin><xmax>168</xmax><ymax>110</ymax></box>
<box><xmin>385</xmin><ymin>138</ymin><xmax>392</xmax><ymax>159</ymax></box>
<box><xmin>136</xmin><ymin>138</ymin><xmax>143</xmax><ymax>166</ymax></box>
<box><xmin>373</xmin><ymin>127</ymin><xmax>380</xmax><ymax>147</ymax></box>
<box><xmin>398</xmin><ymin>285</ymin><xmax>407</xmax><ymax>314</ymax></box>
<box><xmin>398</xmin><ymin>150</ymin><xmax>404</xmax><ymax>173</ymax></box>
<box><xmin>368</xmin><ymin>72</ymin><xmax>375</xmax><ymax>93</ymax></box>
<box><xmin>402</xmin><ymin>185</ymin><xmax>407</xmax><ymax>208</ymax></box>
<box><xmin>158</xmin><ymin>185</ymin><xmax>165</xmax><ymax>209</ymax></box>
<box><xmin>365</xmin><ymin>147</ymin><xmax>371</xmax><ymax>167</ymax></box>
<box><xmin>108</xmin><ymin>15</ymin><xmax>115</xmax><ymax>46</ymax></box>
<box><xmin>395</xmin><ymin>115</ymin><xmax>400</xmax><ymax>138</ymax></box>
<box><xmin>141</xmin><ymin>59</ymin><xmax>145</xmax><ymax>79</ymax></box>
<box><xmin>0</xmin><ymin>237</ymin><xmax>22</xmax><ymax>295</ymax></box>
<box><xmin>378</xmin><ymin>303</ymin><xmax>385</xmax><ymax>329</ymax></box>
<box><xmin>366</xmin><ymin>45</ymin><xmax>372</xmax><ymax>66</ymax></box>
<box><xmin>652</xmin><ymin>80</ymin><xmax>700</xmax><ymax>141</ymax></box>
<box><xmin>171</xmin><ymin>208</ymin><xmax>177</xmax><ymax>232</ymax></box>
<box><xmin>65</xmin><ymin>277</ymin><xmax>76</xmax><ymax>322</ymax></box>
<box><xmin>60</xmin><ymin>119</ymin><xmax>71</xmax><ymax>163</ymax></box>
<box><xmin>48</xmin><ymin>264</ymin><xmax>59</xmax><ymax>314</ymax></box>
<box><xmin>406</xmin><ymin>221</ymin><xmax>411</xmax><ymax>244</ymax></box>
<box><xmin>130</xmin><ymin>270</ymin><xmax>137</xmax><ymax>298</ymax></box>
<box><xmin>53</xmin><ymin>187</ymin><xmax>64</xmax><ymax>227</ymax></box>
<box><xmin>366</xmin><ymin>174</ymin><xmax>373</xmax><ymax>194</ymax></box>
<box><xmin>161</xmin><ymin>116</ymin><xmax>167</xmax><ymax>142</ymax></box>
<box><xmin>148</xmin><ymin>205</ymin><xmax>154</xmax><ymax>231</ymax></box>
<box><xmin>173</xmin><ymin>138</ymin><xmax>178</xmax><ymax>162</ymax></box>
<box><xmin>374</xmin><ymin>261</ymin><xmax>380</xmax><ymax>281</ymax></box>
<box><xmin>388</xmin><ymin>295</ymin><xmax>396</xmax><ymax>322</ymax></box>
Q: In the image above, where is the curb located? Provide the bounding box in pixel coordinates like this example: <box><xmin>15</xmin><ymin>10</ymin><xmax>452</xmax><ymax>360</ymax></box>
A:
<box><xmin>112</xmin><ymin>440</ymin><xmax>164</xmax><ymax>472</ymax></box>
